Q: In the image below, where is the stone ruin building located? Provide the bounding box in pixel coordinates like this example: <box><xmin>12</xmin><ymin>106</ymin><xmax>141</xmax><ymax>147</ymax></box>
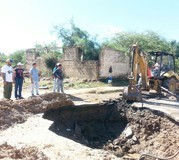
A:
<box><xmin>25</xmin><ymin>47</ymin><xmax>130</xmax><ymax>80</ymax></box>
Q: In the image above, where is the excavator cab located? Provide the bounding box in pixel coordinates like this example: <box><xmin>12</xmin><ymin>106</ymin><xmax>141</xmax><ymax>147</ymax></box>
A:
<box><xmin>148</xmin><ymin>52</ymin><xmax>175</xmax><ymax>77</ymax></box>
<box><xmin>148</xmin><ymin>52</ymin><xmax>179</xmax><ymax>93</ymax></box>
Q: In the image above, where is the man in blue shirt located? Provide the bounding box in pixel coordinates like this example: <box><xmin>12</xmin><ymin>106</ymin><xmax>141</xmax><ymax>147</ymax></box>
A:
<box><xmin>52</xmin><ymin>63</ymin><xmax>59</xmax><ymax>92</ymax></box>
<box><xmin>53</xmin><ymin>63</ymin><xmax>64</xmax><ymax>93</ymax></box>
<box><xmin>29</xmin><ymin>62</ymin><xmax>39</xmax><ymax>96</ymax></box>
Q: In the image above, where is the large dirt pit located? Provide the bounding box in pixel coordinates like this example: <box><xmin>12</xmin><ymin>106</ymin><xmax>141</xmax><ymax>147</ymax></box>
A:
<box><xmin>43</xmin><ymin>100</ymin><xmax>179</xmax><ymax>160</ymax></box>
<box><xmin>0</xmin><ymin>93</ymin><xmax>178</xmax><ymax>160</ymax></box>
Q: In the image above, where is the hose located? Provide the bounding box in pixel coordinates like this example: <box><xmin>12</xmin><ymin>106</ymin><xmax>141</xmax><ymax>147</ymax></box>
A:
<box><xmin>139</xmin><ymin>150</ymin><xmax>179</xmax><ymax>160</ymax></box>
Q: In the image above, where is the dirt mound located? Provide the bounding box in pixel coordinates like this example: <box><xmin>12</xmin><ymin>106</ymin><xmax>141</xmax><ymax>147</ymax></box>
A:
<box><xmin>105</xmin><ymin>103</ymin><xmax>179</xmax><ymax>159</ymax></box>
<box><xmin>0</xmin><ymin>93</ymin><xmax>74</xmax><ymax>131</ymax></box>
<box><xmin>43</xmin><ymin>100</ymin><xmax>179</xmax><ymax>159</ymax></box>
<box><xmin>0</xmin><ymin>143</ymin><xmax>49</xmax><ymax>160</ymax></box>
<box><xmin>17</xmin><ymin>92</ymin><xmax>74</xmax><ymax>113</ymax></box>
<box><xmin>0</xmin><ymin>100</ymin><xmax>30</xmax><ymax>131</ymax></box>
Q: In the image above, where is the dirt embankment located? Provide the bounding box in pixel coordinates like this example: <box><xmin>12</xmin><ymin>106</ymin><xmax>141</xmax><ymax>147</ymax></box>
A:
<box><xmin>0</xmin><ymin>92</ymin><xmax>74</xmax><ymax>131</ymax></box>
<box><xmin>0</xmin><ymin>92</ymin><xmax>74</xmax><ymax>160</ymax></box>
<box><xmin>44</xmin><ymin>100</ymin><xmax>179</xmax><ymax>159</ymax></box>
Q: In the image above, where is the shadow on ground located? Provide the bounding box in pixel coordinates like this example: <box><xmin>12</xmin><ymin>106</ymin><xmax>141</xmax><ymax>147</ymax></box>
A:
<box><xmin>66</xmin><ymin>94</ymin><xmax>84</xmax><ymax>102</ymax></box>
<box><xmin>43</xmin><ymin>102</ymin><xmax>127</xmax><ymax>149</ymax></box>
<box><xmin>99</xmin><ymin>78</ymin><xmax>128</xmax><ymax>87</ymax></box>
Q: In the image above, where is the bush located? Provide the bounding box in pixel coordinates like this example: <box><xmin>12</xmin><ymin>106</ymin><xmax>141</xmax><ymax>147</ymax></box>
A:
<box><xmin>43</xmin><ymin>52</ymin><xmax>58</xmax><ymax>71</ymax></box>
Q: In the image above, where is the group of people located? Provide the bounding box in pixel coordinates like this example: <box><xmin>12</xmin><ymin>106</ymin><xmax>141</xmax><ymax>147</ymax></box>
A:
<box><xmin>1</xmin><ymin>59</ymin><xmax>64</xmax><ymax>100</ymax></box>
<box><xmin>1</xmin><ymin>59</ymin><xmax>39</xmax><ymax>100</ymax></box>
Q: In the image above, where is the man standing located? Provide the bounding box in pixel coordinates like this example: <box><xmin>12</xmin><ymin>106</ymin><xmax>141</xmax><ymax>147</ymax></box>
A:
<box><xmin>52</xmin><ymin>63</ymin><xmax>60</xmax><ymax>92</ymax></box>
<box><xmin>53</xmin><ymin>63</ymin><xmax>64</xmax><ymax>93</ymax></box>
<box><xmin>14</xmin><ymin>62</ymin><xmax>24</xmax><ymax>99</ymax></box>
<box><xmin>1</xmin><ymin>59</ymin><xmax>14</xmax><ymax>99</ymax></box>
<box><xmin>29</xmin><ymin>62</ymin><xmax>39</xmax><ymax>96</ymax></box>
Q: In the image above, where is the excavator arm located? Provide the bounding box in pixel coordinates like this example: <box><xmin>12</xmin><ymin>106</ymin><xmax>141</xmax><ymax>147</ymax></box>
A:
<box><xmin>123</xmin><ymin>45</ymin><xmax>149</xmax><ymax>102</ymax></box>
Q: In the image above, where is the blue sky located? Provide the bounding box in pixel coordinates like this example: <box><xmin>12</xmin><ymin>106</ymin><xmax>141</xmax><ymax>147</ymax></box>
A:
<box><xmin>0</xmin><ymin>0</ymin><xmax>179</xmax><ymax>54</ymax></box>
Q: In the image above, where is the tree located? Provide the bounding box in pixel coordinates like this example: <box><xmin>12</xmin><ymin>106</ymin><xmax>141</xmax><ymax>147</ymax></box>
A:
<box><xmin>54</xmin><ymin>20</ymin><xmax>100</xmax><ymax>60</ymax></box>
<box><xmin>103</xmin><ymin>31</ymin><xmax>179</xmax><ymax>74</ymax></box>
<box><xmin>174</xmin><ymin>42</ymin><xmax>179</xmax><ymax>58</ymax></box>
<box><xmin>34</xmin><ymin>42</ymin><xmax>62</xmax><ymax>71</ymax></box>
<box><xmin>43</xmin><ymin>52</ymin><xmax>58</xmax><ymax>71</ymax></box>
<box><xmin>34</xmin><ymin>42</ymin><xmax>62</xmax><ymax>57</ymax></box>
<box><xmin>103</xmin><ymin>31</ymin><xmax>172</xmax><ymax>55</ymax></box>
<box><xmin>0</xmin><ymin>52</ymin><xmax>8</xmax><ymax>67</ymax></box>
<box><xmin>10</xmin><ymin>50</ymin><xmax>26</xmax><ymax>67</ymax></box>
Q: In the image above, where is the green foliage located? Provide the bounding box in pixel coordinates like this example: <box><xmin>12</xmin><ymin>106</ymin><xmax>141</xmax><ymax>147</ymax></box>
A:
<box><xmin>65</xmin><ymin>80</ymin><xmax>106</xmax><ymax>89</ymax></box>
<box><xmin>34</xmin><ymin>42</ymin><xmax>62</xmax><ymax>57</ymax></box>
<box><xmin>175</xmin><ymin>58</ymin><xmax>179</xmax><ymax>73</ymax></box>
<box><xmin>54</xmin><ymin>20</ymin><xmax>100</xmax><ymax>60</ymax></box>
<box><xmin>0</xmin><ymin>52</ymin><xmax>8</xmax><ymax>67</ymax></box>
<box><xmin>173</xmin><ymin>41</ymin><xmax>179</xmax><ymax>58</ymax></box>
<box><xmin>42</xmin><ymin>52</ymin><xmax>58</xmax><ymax>71</ymax></box>
<box><xmin>34</xmin><ymin>42</ymin><xmax>62</xmax><ymax>71</ymax></box>
<box><xmin>103</xmin><ymin>31</ymin><xmax>173</xmax><ymax>55</ymax></box>
<box><xmin>103</xmin><ymin>31</ymin><xmax>179</xmax><ymax>76</ymax></box>
<box><xmin>10</xmin><ymin>50</ymin><xmax>26</xmax><ymax>66</ymax></box>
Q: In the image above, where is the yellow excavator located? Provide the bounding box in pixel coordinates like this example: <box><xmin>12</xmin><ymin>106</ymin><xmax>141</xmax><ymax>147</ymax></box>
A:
<box><xmin>123</xmin><ymin>44</ymin><xmax>179</xmax><ymax>101</ymax></box>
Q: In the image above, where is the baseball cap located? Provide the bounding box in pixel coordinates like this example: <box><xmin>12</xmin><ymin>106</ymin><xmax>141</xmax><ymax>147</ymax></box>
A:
<box><xmin>6</xmin><ymin>59</ymin><xmax>13</xmax><ymax>63</ymax></box>
<box><xmin>17</xmin><ymin>62</ymin><xmax>23</xmax><ymax>66</ymax></box>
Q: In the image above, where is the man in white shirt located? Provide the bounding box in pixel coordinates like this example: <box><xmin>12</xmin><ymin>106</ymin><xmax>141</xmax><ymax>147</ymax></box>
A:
<box><xmin>1</xmin><ymin>59</ymin><xmax>14</xmax><ymax>99</ymax></box>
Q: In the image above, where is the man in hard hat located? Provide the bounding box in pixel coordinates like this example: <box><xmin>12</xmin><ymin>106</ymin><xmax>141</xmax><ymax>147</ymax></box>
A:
<box><xmin>1</xmin><ymin>59</ymin><xmax>14</xmax><ymax>99</ymax></box>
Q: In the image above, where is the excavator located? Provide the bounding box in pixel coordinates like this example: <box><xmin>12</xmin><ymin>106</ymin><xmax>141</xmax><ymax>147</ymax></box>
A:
<box><xmin>123</xmin><ymin>44</ymin><xmax>179</xmax><ymax>102</ymax></box>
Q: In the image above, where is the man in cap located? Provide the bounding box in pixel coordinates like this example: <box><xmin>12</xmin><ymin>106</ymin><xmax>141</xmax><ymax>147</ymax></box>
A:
<box><xmin>1</xmin><ymin>59</ymin><xmax>14</xmax><ymax>99</ymax></box>
<box><xmin>53</xmin><ymin>63</ymin><xmax>64</xmax><ymax>93</ymax></box>
<box><xmin>14</xmin><ymin>62</ymin><xmax>24</xmax><ymax>99</ymax></box>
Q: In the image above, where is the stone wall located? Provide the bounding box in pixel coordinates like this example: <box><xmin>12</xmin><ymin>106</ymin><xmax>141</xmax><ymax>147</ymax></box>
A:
<box><xmin>25</xmin><ymin>48</ymin><xmax>46</xmax><ymax>72</ymax></box>
<box><xmin>62</xmin><ymin>60</ymin><xmax>98</xmax><ymax>80</ymax></box>
<box><xmin>61</xmin><ymin>47</ymin><xmax>98</xmax><ymax>80</ymax></box>
<box><xmin>63</xmin><ymin>47</ymin><xmax>81</xmax><ymax>61</ymax></box>
<box><xmin>25</xmin><ymin>48</ymin><xmax>37</xmax><ymax>70</ymax></box>
<box><xmin>99</xmin><ymin>48</ymin><xmax>129</xmax><ymax>78</ymax></box>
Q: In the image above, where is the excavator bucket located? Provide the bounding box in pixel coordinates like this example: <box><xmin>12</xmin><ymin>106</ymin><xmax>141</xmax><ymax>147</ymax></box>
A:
<box><xmin>122</xmin><ymin>76</ymin><xmax>142</xmax><ymax>102</ymax></box>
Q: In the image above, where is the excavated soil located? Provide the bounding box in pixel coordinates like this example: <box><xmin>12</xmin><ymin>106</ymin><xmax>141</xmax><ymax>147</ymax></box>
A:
<box><xmin>44</xmin><ymin>100</ymin><xmax>179</xmax><ymax>160</ymax></box>
<box><xmin>0</xmin><ymin>92</ymin><xmax>178</xmax><ymax>160</ymax></box>
<box><xmin>0</xmin><ymin>143</ymin><xmax>49</xmax><ymax>160</ymax></box>
<box><xmin>0</xmin><ymin>92</ymin><xmax>74</xmax><ymax>131</ymax></box>
<box><xmin>0</xmin><ymin>92</ymin><xmax>74</xmax><ymax>159</ymax></box>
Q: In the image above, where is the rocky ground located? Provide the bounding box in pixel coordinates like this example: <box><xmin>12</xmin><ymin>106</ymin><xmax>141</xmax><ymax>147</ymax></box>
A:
<box><xmin>0</xmin><ymin>85</ymin><xmax>178</xmax><ymax>160</ymax></box>
<box><xmin>43</xmin><ymin>99</ymin><xmax>179</xmax><ymax>160</ymax></box>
